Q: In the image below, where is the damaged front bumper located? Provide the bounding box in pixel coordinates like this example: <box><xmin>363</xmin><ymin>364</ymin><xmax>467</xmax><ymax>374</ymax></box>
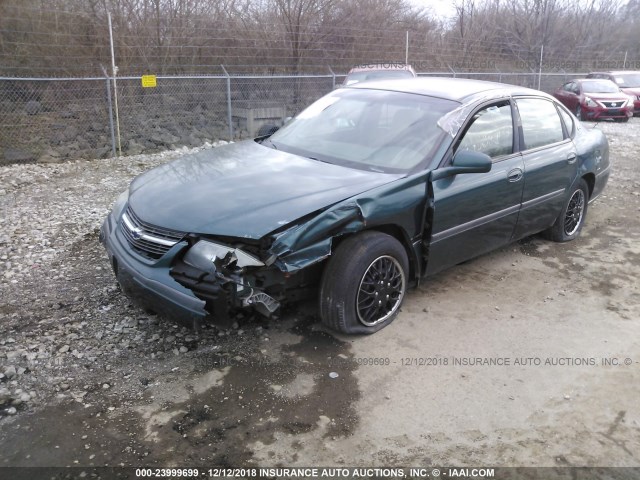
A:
<box><xmin>100</xmin><ymin>211</ymin><xmax>211</xmax><ymax>324</ymax></box>
<box><xmin>100</xmin><ymin>211</ymin><xmax>281</xmax><ymax>326</ymax></box>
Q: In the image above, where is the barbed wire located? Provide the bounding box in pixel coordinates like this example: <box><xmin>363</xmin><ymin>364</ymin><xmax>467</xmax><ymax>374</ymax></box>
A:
<box><xmin>0</xmin><ymin>3</ymin><xmax>637</xmax><ymax>77</ymax></box>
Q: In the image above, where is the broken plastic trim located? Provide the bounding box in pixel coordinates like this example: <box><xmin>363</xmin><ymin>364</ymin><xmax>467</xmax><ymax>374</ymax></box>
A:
<box><xmin>171</xmin><ymin>253</ymin><xmax>281</xmax><ymax>321</ymax></box>
<box><xmin>242</xmin><ymin>290</ymin><xmax>280</xmax><ymax>317</ymax></box>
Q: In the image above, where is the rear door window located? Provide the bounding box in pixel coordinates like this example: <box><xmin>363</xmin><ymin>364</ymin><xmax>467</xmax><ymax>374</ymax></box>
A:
<box><xmin>515</xmin><ymin>98</ymin><xmax>565</xmax><ymax>150</ymax></box>
<box><xmin>557</xmin><ymin>105</ymin><xmax>575</xmax><ymax>138</ymax></box>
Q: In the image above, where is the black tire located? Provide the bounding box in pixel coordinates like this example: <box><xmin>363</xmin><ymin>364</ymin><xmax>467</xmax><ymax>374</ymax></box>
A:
<box><xmin>544</xmin><ymin>178</ymin><xmax>589</xmax><ymax>242</ymax></box>
<box><xmin>614</xmin><ymin>117</ymin><xmax>629</xmax><ymax>123</ymax></box>
<box><xmin>319</xmin><ymin>231</ymin><xmax>409</xmax><ymax>335</ymax></box>
<box><xmin>575</xmin><ymin>105</ymin><xmax>583</xmax><ymax>121</ymax></box>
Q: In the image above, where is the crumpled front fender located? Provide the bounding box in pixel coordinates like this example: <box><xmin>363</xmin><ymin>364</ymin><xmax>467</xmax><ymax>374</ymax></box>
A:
<box><xmin>268</xmin><ymin>201</ymin><xmax>367</xmax><ymax>272</ymax></box>
<box><xmin>266</xmin><ymin>170</ymin><xmax>431</xmax><ymax>274</ymax></box>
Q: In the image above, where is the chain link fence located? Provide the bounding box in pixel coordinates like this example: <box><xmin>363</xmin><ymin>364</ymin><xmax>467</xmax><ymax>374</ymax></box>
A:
<box><xmin>116</xmin><ymin>76</ymin><xmax>228</xmax><ymax>156</ymax></box>
<box><xmin>1</xmin><ymin>70</ymin><xmax>583</xmax><ymax>165</ymax></box>
<box><xmin>0</xmin><ymin>77</ymin><xmax>114</xmax><ymax>164</ymax></box>
<box><xmin>417</xmin><ymin>71</ymin><xmax>579</xmax><ymax>92</ymax></box>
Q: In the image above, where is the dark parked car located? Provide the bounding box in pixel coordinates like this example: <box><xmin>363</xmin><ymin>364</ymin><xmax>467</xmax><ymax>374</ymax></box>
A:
<box><xmin>342</xmin><ymin>63</ymin><xmax>416</xmax><ymax>86</ymax></box>
<box><xmin>587</xmin><ymin>71</ymin><xmax>640</xmax><ymax>115</ymax></box>
<box><xmin>553</xmin><ymin>79</ymin><xmax>634</xmax><ymax>122</ymax></box>
<box><xmin>101</xmin><ymin>78</ymin><xmax>610</xmax><ymax>335</ymax></box>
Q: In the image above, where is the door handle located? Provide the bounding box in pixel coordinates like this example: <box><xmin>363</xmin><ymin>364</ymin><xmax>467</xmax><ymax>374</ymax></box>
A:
<box><xmin>567</xmin><ymin>153</ymin><xmax>577</xmax><ymax>164</ymax></box>
<box><xmin>507</xmin><ymin>168</ymin><xmax>523</xmax><ymax>182</ymax></box>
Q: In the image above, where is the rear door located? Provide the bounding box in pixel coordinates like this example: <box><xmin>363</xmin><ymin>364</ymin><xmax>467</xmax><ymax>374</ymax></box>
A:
<box><xmin>426</xmin><ymin>100</ymin><xmax>525</xmax><ymax>275</ymax></box>
<box><xmin>511</xmin><ymin>97</ymin><xmax>578</xmax><ymax>239</ymax></box>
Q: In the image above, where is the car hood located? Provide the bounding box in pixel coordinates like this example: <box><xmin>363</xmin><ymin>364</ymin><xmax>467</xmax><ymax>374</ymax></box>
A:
<box><xmin>128</xmin><ymin>141</ymin><xmax>403</xmax><ymax>239</ymax></box>
<box><xmin>583</xmin><ymin>92</ymin><xmax>629</xmax><ymax>101</ymax></box>
<box><xmin>620</xmin><ymin>87</ymin><xmax>640</xmax><ymax>95</ymax></box>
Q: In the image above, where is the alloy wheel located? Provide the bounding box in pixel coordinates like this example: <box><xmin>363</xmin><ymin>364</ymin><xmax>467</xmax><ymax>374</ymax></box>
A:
<box><xmin>356</xmin><ymin>255</ymin><xmax>406</xmax><ymax>327</ymax></box>
<box><xmin>564</xmin><ymin>188</ymin><xmax>585</xmax><ymax>236</ymax></box>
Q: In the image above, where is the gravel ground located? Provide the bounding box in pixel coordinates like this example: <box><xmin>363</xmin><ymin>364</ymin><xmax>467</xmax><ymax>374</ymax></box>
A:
<box><xmin>0</xmin><ymin>120</ymin><xmax>639</xmax><ymax>470</ymax></box>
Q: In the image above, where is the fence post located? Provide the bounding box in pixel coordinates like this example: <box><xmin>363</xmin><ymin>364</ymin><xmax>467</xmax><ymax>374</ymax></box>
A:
<box><xmin>101</xmin><ymin>65</ymin><xmax>117</xmax><ymax>158</ymax></box>
<box><xmin>538</xmin><ymin>44</ymin><xmax>544</xmax><ymax>91</ymax></box>
<box><xmin>108</xmin><ymin>12</ymin><xmax>122</xmax><ymax>156</ymax></box>
<box><xmin>221</xmin><ymin>65</ymin><xmax>233</xmax><ymax>141</ymax></box>
<box><xmin>328</xmin><ymin>66</ymin><xmax>336</xmax><ymax>90</ymax></box>
<box><xmin>405</xmin><ymin>31</ymin><xmax>409</xmax><ymax>65</ymax></box>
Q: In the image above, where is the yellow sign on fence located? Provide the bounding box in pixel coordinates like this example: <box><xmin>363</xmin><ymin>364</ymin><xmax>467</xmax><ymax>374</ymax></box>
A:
<box><xmin>141</xmin><ymin>75</ymin><xmax>157</xmax><ymax>88</ymax></box>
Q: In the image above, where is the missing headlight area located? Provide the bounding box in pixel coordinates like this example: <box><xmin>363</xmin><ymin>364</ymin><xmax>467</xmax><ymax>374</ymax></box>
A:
<box><xmin>170</xmin><ymin>239</ymin><xmax>323</xmax><ymax>323</ymax></box>
<box><xmin>170</xmin><ymin>241</ymin><xmax>275</xmax><ymax>322</ymax></box>
<box><xmin>182</xmin><ymin>240</ymin><xmax>265</xmax><ymax>272</ymax></box>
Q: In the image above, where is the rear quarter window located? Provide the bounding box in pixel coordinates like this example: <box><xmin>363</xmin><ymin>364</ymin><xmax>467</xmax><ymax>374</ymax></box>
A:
<box><xmin>557</xmin><ymin>105</ymin><xmax>575</xmax><ymax>138</ymax></box>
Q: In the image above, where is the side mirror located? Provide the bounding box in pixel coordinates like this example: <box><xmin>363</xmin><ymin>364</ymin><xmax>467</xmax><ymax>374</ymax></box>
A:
<box><xmin>256</xmin><ymin>124</ymin><xmax>280</xmax><ymax>137</ymax></box>
<box><xmin>431</xmin><ymin>150</ymin><xmax>492</xmax><ymax>181</ymax></box>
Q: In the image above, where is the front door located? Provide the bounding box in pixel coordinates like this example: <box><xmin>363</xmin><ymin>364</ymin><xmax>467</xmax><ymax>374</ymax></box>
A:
<box><xmin>426</xmin><ymin>100</ymin><xmax>525</xmax><ymax>275</ymax></box>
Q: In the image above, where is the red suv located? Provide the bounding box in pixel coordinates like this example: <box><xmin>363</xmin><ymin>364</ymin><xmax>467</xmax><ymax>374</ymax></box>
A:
<box><xmin>553</xmin><ymin>79</ymin><xmax>634</xmax><ymax>122</ymax></box>
<box><xmin>587</xmin><ymin>71</ymin><xmax>640</xmax><ymax>116</ymax></box>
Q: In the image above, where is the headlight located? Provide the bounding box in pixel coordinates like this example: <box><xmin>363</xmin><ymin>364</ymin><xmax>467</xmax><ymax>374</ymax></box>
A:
<box><xmin>111</xmin><ymin>189</ymin><xmax>129</xmax><ymax>219</ymax></box>
<box><xmin>183</xmin><ymin>240</ymin><xmax>264</xmax><ymax>274</ymax></box>
<box><xmin>584</xmin><ymin>97</ymin><xmax>598</xmax><ymax>107</ymax></box>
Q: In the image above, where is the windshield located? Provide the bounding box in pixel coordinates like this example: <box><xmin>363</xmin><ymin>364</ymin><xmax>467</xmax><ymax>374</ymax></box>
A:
<box><xmin>581</xmin><ymin>80</ymin><xmax>619</xmax><ymax>93</ymax></box>
<box><xmin>615</xmin><ymin>73</ymin><xmax>640</xmax><ymax>88</ymax></box>
<box><xmin>344</xmin><ymin>70</ymin><xmax>414</xmax><ymax>85</ymax></box>
<box><xmin>268</xmin><ymin>89</ymin><xmax>458</xmax><ymax>173</ymax></box>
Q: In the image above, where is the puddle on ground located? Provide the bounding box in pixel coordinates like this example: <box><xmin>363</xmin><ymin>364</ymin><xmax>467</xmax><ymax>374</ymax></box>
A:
<box><xmin>0</xmin><ymin>317</ymin><xmax>360</xmax><ymax>467</ymax></box>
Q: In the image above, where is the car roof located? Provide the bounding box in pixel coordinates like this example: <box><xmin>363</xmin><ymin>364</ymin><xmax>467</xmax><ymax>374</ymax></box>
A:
<box><xmin>348</xmin><ymin>63</ymin><xmax>415</xmax><ymax>74</ymax></box>
<box><xmin>590</xmin><ymin>70</ymin><xmax>640</xmax><ymax>74</ymax></box>
<box><xmin>573</xmin><ymin>78</ymin><xmax>616</xmax><ymax>83</ymax></box>
<box><xmin>347</xmin><ymin>76</ymin><xmax>550</xmax><ymax>103</ymax></box>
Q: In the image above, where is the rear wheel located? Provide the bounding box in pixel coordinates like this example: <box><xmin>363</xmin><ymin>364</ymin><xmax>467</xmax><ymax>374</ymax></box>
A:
<box><xmin>545</xmin><ymin>178</ymin><xmax>589</xmax><ymax>242</ymax></box>
<box><xmin>319</xmin><ymin>231</ymin><xmax>408</xmax><ymax>335</ymax></box>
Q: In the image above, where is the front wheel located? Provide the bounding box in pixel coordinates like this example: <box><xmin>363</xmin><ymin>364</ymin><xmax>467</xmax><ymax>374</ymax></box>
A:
<box><xmin>319</xmin><ymin>231</ymin><xmax>409</xmax><ymax>335</ymax></box>
<box><xmin>544</xmin><ymin>178</ymin><xmax>589</xmax><ymax>242</ymax></box>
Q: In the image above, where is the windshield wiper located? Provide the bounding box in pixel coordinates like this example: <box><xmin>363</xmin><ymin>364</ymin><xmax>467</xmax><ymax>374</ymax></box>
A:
<box><xmin>307</xmin><ymin>156</ymin><xmax>334</xmax><ymax>164</ymax></box>
<box><xmin>261</xmin><ymin>138</ymin><xmax>278</xmax><ymax>150</ymax></box>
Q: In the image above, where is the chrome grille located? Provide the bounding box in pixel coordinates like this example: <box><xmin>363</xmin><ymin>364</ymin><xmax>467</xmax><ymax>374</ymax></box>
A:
<box><xmin>120</xmin><ymin>206</ymin><xmax>185</xmax><ymax>259</ymax></box>
<box><xmin>602</xmin><ymin>101</ymin><xmax>624</xmax><ymax>108</ymax></box>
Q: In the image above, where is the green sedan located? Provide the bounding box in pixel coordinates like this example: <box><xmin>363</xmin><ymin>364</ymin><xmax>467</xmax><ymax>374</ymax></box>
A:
<box><xmin>100</xmin><ymin>77</ymin><xmax>610</xmax><ymax>335</ymax></box>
